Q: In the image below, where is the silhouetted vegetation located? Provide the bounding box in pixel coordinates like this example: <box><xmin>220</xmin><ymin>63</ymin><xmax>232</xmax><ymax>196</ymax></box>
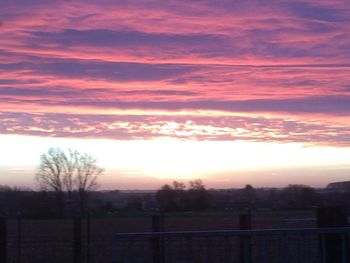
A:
<box><xmin>1</xmin><ymin>149</ymin><xmax>348</xmax><ymax>218</ymax></box>
<box><xmin>35</xmin><ymin>148</ymin><xmax>103</xmax><ymax>217</ymax></box>
<box><xmin>156</xmin><ymin>179</ymin><xmax>211</xmax><ymax>212</ymax></box>
<box><xmin>2</xmin><ymin>180</ymin><xmax>350</xmax><ymax>218</ymax></box>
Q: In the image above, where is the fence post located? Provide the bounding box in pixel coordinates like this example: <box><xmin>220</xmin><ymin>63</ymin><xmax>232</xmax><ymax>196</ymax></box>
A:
<box><xmin>74</xmin><ymin>216</ymin><xmax>82</xmax><ymax>263</ymax></box>
<box><xmin>239</xmin><ymin>213</ymin><xmax>252</xmax><ymax>263</ymax></box>
<box><xmin>160</xmin><ymin>212</ymin><xmax>165</xmax><ymax>232</ymax></box>
<box><xmin>0</xmin><ymin>217</ymin><xmax>7</xmax><ymax>263</ymax></box>
<box><xmin>317</xmin><ymin>206</ymin><xmax>349</xmax><ymax>263</ymax></box>
<box><xmin>17</xmin><ymin>213</ymin><xmax>22</xmax><ymax>263</ymax></box>
<box><xmin>86</xmin><ymin>213</ymin><xmax>91</xmax><ymax>263</ymax></box>
<box><xmin>152</xmin><ymin>214</ymin><xmax>164</xmax><ymax>263</ymax></box>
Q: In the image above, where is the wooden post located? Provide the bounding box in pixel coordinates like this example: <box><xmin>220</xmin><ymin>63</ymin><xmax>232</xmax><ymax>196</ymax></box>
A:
<box><xmin>73</xmin><ymin>216</ymin><xmax>82</xmax><ymax>263</ymax></box>
<box><xmin>86</xmin><ymin>213</ymin><xmax>91</xmax><ymax>263</ymax></box>
<box><xmin>160</xmin><ymin>213</ymin><xmax>165</xmax><ymax>261</ymax></box>
<box><xmin>152</xmin><ymin>214</ymin><xmax>164</xmax><ymax>263</ymax></box>
<box><xmin>317</xmin><ymin>206</ymin><xmax>349</xmax><ymax>263</ymax></box>
<box><xmin>239</xmin><ymin>213</ymin><xmax>252</xmax><ymax>263</ymax></box>
<box><xmin>152</xmin><ymin>214</ymin><xmax>160</xmax><ymax>232</ymax></box>
<box><xmin>239</xmin><ymin>214</ymin><xmax>251</xmax><ymax>230</ymax></box>
<box><xmin>160</xmin><ymin>212</ymin><xmax>165</xmax><ymax>232</ymax></box>
<box><xmin>0</xmin><ymin>217</ymin><xmax>7</xmax><ymax>263</ymax></box>
<box><xmin>17</xmin><ymin>213</ymin><xmax>22</xmax><ymax>263</ymax></box>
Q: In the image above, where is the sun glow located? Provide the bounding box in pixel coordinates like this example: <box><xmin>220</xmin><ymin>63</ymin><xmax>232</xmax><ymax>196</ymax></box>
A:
<box><xmin>1</xmin><ymin>135</ymin><xmax>350</xmax><ymax>188</ymax></box>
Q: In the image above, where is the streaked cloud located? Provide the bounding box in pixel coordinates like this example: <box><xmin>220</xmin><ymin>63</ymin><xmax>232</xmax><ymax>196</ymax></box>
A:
<box><xmin>1</xmin><ymin>112</ymin><xmax>350</xmax><ymax>146</ymax></box>
<box><xmin>1</xmin><ymin>0</ymin><xmax>350</xmax><ymax>146</ymax></box>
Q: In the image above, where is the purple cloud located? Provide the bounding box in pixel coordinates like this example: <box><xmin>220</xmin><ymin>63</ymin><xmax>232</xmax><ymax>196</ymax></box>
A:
<box><xmin>1</xmin><ymin>0</ymin><xmax>350</xmax><ymax>147</ymax></box>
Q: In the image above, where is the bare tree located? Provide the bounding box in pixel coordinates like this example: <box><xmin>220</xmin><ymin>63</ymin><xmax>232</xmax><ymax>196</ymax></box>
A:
<box><xmin>75</xmin><ymin>153</ymin><xmax>103</xmax><ymax>214</ymax></box>
<box><xmin>36</xmin><ymin>147</ymin><xmax>104</xmax><ymax>216</ymax></box>
<box><xmin>61</xmin><ymin>149</ymin><xmax>79</xmax><ymax>198</ymax></box>
<box><xmin>173</xmin><ymin>181</ymin><xmax>186</xmax><ymax>191</ymax></box>
<box><xmin>36</xmin><ymin>148</ymin><xmax>66</xmax><ymax>216</ymax></box>
<box><xmin>189</xmin><ymin>179</ymin><xmax>205</xmax><ymax>190</ymax></box>
<box><xmin>37</xmin><ymin>148</ymin><xmax>65</xmax><ymax>192</ymax></box>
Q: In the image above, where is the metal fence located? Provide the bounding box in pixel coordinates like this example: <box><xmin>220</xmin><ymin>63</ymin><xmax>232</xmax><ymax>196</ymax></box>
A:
<box><xmin>1</xmin><ymin>211</ymin><xmax>349</xmax><ymax>263</ymax></box>
<box><xmin>112</xmin><ymin>227</ymin><xmax>350</xmax><ymax>263</ymax></box>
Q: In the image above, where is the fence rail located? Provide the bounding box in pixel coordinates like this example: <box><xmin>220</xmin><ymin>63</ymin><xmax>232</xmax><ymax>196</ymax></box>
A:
<box><xmin>113</xmin><ymin>227</ymin><xmax>350</xmax><ymax>263</ymax></box>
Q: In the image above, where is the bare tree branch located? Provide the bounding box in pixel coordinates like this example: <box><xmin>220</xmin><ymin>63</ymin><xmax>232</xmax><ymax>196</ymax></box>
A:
<box><xmin>36</xmin><ymin>147</ymin><xmax>104</xmax><ymax>215</ymax></box>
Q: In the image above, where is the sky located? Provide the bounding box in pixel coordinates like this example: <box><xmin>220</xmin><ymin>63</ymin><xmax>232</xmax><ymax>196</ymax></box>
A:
<box><xmin>1</xmin><ymin>0</ymin><xmax>350</xmax><ymax>189</ymax></box>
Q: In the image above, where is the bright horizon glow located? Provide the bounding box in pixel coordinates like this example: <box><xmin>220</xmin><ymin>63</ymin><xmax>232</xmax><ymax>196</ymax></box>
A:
<box><xmin>1</xmin><ymin>1</ymin><xmax>350</xmax><ymax>189</ymax></box>
<box><xmin>1</xmin><ymin>135</ymin><xmax>350</xmax><ymax>189</ymax></box>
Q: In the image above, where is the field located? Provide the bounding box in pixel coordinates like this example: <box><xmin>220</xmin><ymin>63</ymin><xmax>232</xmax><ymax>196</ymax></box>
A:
<box><xmin>5</xmin><ymin>210</ymin><xmax>316</xmax><ymax>263</ymax></box>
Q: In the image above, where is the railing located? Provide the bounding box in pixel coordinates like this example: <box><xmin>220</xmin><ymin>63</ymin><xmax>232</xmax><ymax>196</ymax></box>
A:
<box><xmin>112</xmin><ymin>227</ymin><xmax>350</xmax><ymax>263</ymax></box>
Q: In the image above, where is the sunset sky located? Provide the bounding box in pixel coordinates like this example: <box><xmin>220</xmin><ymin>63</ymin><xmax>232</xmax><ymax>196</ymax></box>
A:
<box><xmin>1</xmin><ymin>1</ymin><xmax>350</xmax><ymax>189</ymax></box>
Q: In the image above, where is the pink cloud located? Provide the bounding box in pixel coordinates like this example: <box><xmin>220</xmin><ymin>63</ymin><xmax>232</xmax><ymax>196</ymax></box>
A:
<box><xmin>1</xmin><ymin>1</ymin><xmax>350</xmax><ymax>145</ymax></box>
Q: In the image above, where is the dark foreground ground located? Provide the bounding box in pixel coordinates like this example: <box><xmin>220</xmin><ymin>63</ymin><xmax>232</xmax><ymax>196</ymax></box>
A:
<box><xmin>5</xmin><ymin>210</ymin><xmax>317</xmax><ymax>263</ymax></box>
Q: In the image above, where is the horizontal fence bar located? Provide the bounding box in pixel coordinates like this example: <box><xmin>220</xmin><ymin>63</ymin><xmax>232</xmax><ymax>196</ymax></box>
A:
<box><xmin>113</xmin><ymin>227</ymin><xmax>350</xmax><ymax>263</ymax></box>
<box><xmin>114</xmin><ymin>227</ymin><xmax>350</xmax><ymax>240</ymax></box>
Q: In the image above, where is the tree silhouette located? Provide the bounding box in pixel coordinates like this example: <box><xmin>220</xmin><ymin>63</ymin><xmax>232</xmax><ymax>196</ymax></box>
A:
<box><xmin>189</xmin><ymin>179</ymin><xmax>205</xmax><ymax>190</ymax></box>
<box><xmin>242</xmin><ymin>184</ymin><xmax>256</xmax><ymax>209</ymax></box>
<box><xmin>156</xmin><ymin>184</ymin><xmax>176</xmax><ymax>212</ymax></box>
<box><xmin>173</xmin><ymin>181</ymin><xmax>186</xmax><ymax>191</ymax></box>
<box><xmin>279</xmin><ymin>184</ymin><xmax>318</xmax><ymax>209</ymax></box>
<box><xmin>188</xmin><ymin>179</ymin><xmax>211</xmax><ymax>211</ymax></box>
<box><xmin>156</xmin><ymin>179</ymin><xmax>212</xmax><ymax>212</ymax></box>
<box><xmin>36</xmin><ymin>147</ymin><xmax>104</xmax><ymax>216</ymax></box>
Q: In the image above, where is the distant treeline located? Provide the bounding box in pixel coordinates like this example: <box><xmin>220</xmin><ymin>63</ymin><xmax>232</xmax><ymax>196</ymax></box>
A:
<box><xmin>1</xmin><ymin>181</ymin><xmax>350</xmax><ymax>218</ymax></box>
<box><xmin>155</xmin><ymin>181</ymin><xmax>323</xmax><ymax>212</ymax></box>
